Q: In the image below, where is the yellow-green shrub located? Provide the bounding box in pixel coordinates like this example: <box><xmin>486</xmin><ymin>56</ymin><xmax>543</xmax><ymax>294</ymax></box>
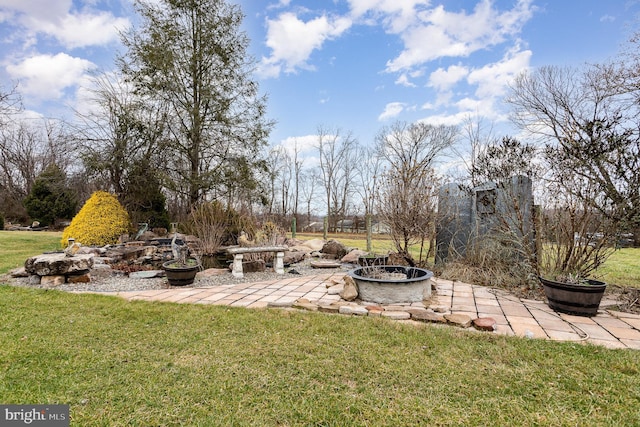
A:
<box><xmin>61</xmin><ymin>191</ymin><xmax>131</xmax><ymax>247</ymax></box>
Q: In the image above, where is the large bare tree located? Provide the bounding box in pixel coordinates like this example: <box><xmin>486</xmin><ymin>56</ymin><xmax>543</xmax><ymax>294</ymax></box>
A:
<box><xmin>316</xmin><ymin>126</ymin><xmax>359</xmax><ymax>232</ymax></box>
<box><xmin>507</xmin><ymin>64</ymin><xmax>640</xmax><ymax>243</ymax></box>
<box><xmin>376</xmin><ymin>121</ymin><xmax>457</xmax><ymax>264</ymax></box>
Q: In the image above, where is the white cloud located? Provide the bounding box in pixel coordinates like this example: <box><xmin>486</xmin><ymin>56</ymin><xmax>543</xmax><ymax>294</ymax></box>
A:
<box><xmin>258</xmin><ymin>12</ymin><xmax>352</xmax><ymax>77</ymax></box>
<box><xmin>428</xmin><ymin>64</ymin><xmax>469</xmax><ymax>91</ymax></box>
<box><xmin>0</xmin><ymin>0</ymin><xmax>130</xmax><ymax>49</ymax></box>
<box><xmin>386</xmin><ymin>0</ymin><xmax>535</xmax><ymax>72</ymax></box>
<box><xmin>395</xmin><ymin>73</ymin><xmax>416</xmax><ymax>87</ymax></box>
<box><xmin>29</xmin><ymin>11</ymin><xmax>130</xmax><ymax>49</ymax></box>
<box><xmin>378</xmin><ymin>101</ymin><xmax>405</xmax><ymax>121</ymax></box>
<box><xmin>467</xmin><ymin>46</ymin><xmax>531</xmax><ymax>98</ymax></box>
<box><xmin>279</xmin><ymin>134</ymin><xmax>318</xmax><ymax>155</ymax></box>
<box><xmin>6</xmin><ymin>52</ymin><xmax>96</xmax><ymax>100</ymax></box>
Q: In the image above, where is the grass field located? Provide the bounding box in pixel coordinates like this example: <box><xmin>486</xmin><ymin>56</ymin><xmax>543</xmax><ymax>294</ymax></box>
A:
<box><xmin>1</xmin><ymin>285</ymin><xmax>640</xmax><ymax>426</ymax></box>
<box><xmin>0</xmin><ymin>230</ymin><xmax>62</xmax><ymax>274</ymax></box>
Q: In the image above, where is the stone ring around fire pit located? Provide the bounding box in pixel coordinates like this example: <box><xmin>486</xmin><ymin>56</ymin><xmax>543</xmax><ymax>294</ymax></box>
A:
<box><xmin>349</xmin><ymin>265</ymin><xmax>434</xmax><ymax>304</ymax></box>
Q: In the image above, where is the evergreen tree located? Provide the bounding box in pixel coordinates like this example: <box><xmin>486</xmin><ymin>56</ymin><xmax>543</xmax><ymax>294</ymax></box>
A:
<box><xmin>120</xmin><ymin>0</ymin><xmax>273</xmax><ymax>211</ymax></box>
<box><xmin>23</xmin><ymin>164</ymin><xmax>77</xmax><ymax>227</ymax></box>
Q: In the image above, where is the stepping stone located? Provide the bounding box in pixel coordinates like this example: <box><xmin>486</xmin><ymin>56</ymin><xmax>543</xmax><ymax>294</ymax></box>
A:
<box><xmin>339</xmin><ymin>305</ymin><xmax>368</xmax><ymax>316</ymax></box>
<box><xmin>129</xmin><ymin>270</ymin><xmax>164</xmax><ymax>279</ymax></box>
<box><xmin>410</xmin><ymin>311</ymin><xmax>447</xmax><ymax>324</ymax></box>
<box><xmin>444</xmin><ymin>313</ymin><xmax>473</xmax><ymax>328</ymax></box>
<box><xmin>473</xmin><ymin>317</ymin><xmax>497</xmax><ymax>331</ymax></box>
<box><xmin>318</xmin><ymin>305</ymin><xmax>341</xmax><ymax>314</ymax></box>
<box><xmin>310</xmin><ymin>261</ymin><xmax>342</xmax><ymax>268</ymax></box>
<box><xmin>268</xmin><ymin>301</ymin><xmax>294</xmax><ymax>308</ymax></box>
<box><xmin>381</xmin><ymin>311</ymin><xmax>411</xmax><ymax>320</ymax></box>
<box><xmin>293</xmin><ymin>301</ymin><xmax>319</xmax><ymax>312</ymax></box>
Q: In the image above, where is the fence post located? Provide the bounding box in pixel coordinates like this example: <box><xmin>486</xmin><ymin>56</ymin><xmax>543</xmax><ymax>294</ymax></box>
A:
<box><xmin>366</xmin><ymin>214</ymin><xmax>372</xmax><ymax>252</ymax></box>
<box><xmin>291</xmin><ymin>217</ymin><xmax>297</xmax><ymax>238</ymax></box>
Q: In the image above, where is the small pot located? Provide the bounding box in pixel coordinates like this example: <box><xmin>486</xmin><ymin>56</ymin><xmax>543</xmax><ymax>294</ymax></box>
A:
<box><xmin>539</xmin><ymin>276</ymin><xmax>607</xmax><ymax>317</ymax></box>
<box><xmin>163</xmin><ymin>259</ymin><xmax>200</xmax><ymax>286</ymax></box>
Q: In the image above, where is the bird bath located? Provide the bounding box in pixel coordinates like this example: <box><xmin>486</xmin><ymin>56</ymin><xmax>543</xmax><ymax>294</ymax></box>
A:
<box><xmin>349</xmin><ymin>265</ymin><xmax>433</xmax><ymax>304</ymax></box>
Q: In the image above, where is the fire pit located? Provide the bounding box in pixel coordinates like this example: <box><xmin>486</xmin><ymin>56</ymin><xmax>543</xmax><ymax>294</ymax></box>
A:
<box><xmin>349</xmin><ymin>265</ymin><xmax>433</xmax><ymax>304</ymax></box>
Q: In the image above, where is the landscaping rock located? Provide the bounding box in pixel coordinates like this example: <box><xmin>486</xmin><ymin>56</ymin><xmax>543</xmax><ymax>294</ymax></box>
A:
<box><xmin>444</xmin><ymin>313</ymin><xmax>473</xmax><ymax>328</ymax></box>
<box><xmin>129</xmin><ymin>270</ymin><xmax>164</xmax><ymax>279</ymax></box>
<box><xmin>9</xmin><ymin>267</ymin><xmax>28</xmax><ymax>278</ymax></box>
<box><xmin>410</xmin><ymin>311</ymin><xmax>447</xmax><ymax>323</ymax></box>
<box><xmin>321</xmin><ymin>240</ymin><xmax>347</xmax><ymax>259</ymax></box>
<box><xmin>340</xmin><ymin>249</ymin><xmax>368</xmax><ymax>264</ymax></box>
<box><xmin>318</xmin><ymin>304</ymin><xmax>341</xmax><ymax>314</ymax></box>
<box><xmin>293</xmin><ymin>300</ymin><xmax>319</xmax><ymax>311</ymax></box>
<box><xmin>339</xmin><ymin>305</ymin><xmax>368</xmax><ymax>316</ymax></box>
<box><xmin>381</xmin><ymin>311</ymin><xmax>411</xmax><ymax>320</ymax></box>
<box><xmin>41</xmin><ymin>275</ymin><xmax>65</xmax><ymax>287</ymax></box>
<box><xmin>25</xmin><ymin>253</ymin><xmax>94</xmax><ymax>276</ymax></box>
<box><xmin>340</xmin><ymin>275</ymin><xmax>359</xmax><ymax>301</ymax></box>
<box><xmin>283</xmin><ymin>250</ymin><xmax>306</xmax><ymax>265</ymax></box>
<box><xmin>267</xmin><ymin>301</ymin><xmax>294</xmax><ymax>308</ymax></box>
<box><xmin>327</xmin><ymin>284</ymin><xmax>343</xmax><ymax>295</ymax></box>
<box><xmin>67</xmin><ymin>272</ymin><xmax>92</xmax><ymax>283</ymax></box>
<box><xmin>301</xmin><ymin>238</ymin><xmax>327</xmax><ymax>252</ymax></box>
<box><xmin>473</xmin><ymin>317</ymin><xmax>497</xmax><ymax>331</ymax></box>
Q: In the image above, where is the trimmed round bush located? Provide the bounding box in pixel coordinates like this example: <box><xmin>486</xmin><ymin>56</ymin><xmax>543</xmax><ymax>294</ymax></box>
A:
<box><xmin>61</xmin><ymin>191</ymin><xmax>131</xmax><ymax>247</ymax></box>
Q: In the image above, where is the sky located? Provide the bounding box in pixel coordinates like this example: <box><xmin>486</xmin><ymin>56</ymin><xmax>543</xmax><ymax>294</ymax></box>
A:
<box><xmin>1</xmin><ymin>0</ymin><xmax>639</xmax><ymax>158</ymax></box>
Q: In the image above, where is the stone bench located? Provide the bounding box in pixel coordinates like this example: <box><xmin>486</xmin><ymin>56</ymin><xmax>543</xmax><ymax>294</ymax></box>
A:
<box><xmin>227</xmin><ymin>246</ymin><xmax>288</xmax><ymax>278</ymax></box>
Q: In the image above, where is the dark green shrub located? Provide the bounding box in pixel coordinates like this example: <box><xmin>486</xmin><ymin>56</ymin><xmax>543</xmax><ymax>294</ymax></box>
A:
<box><xmin>23</xmin><ymin>164</ymin><xmax>77</xmax><ymax>227</ymax></box>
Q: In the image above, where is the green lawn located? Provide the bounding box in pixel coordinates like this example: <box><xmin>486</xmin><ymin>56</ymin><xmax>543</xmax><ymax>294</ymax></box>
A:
<box><xmin>600</xmin><ymin>247</ymin><xmax>640</xmax><ymax>288</ymax></box>
<box><xmin>0</xmin><ymin>230</ymin><xmax>62</xmax><ymax>274</ymax></box>
<box><xmin>1</xmin><ymin>285</ymin><xmax>639</xmax><ymax>426</ymax></box>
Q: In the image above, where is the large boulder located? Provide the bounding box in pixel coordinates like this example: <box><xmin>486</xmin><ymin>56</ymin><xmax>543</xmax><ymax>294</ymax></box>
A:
<box><xmin>24</xmin><ymin>253</ymin><xmax>94</xmax><ymax>276</ymax></box>
<box><xmin>321</xmin><ymin>239</ymin><xmax>347</xmax><ymax>259</ymax></box>
<box><xmin>300</xmin><ymin>238</ymin><xmax>326</xmax><ymax>252</ymax></box>
<box><xmin>341</xmin><ymin>249</ymin><xmax>368</xmax><ymax>264</ymax></box>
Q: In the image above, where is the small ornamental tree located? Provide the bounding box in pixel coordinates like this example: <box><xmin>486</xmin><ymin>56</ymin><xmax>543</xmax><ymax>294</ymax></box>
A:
<box><xmin>61</xmin><ymin>191</ymin><xmax>131</xmax><ymax>247</ymax></box>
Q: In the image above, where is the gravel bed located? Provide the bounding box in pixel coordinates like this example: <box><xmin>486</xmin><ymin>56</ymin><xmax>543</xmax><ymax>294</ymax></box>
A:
<box><xmin>4</xmin><ymin>258</ymin><xmax>353</xmax><ymax>293</ymax></box>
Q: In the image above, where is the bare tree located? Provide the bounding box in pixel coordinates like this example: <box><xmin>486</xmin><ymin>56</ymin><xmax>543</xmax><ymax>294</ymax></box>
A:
<box><xmin>507</xmin><ymin>64</ymin><xmax>640</xmax><ymax>243</ymax></box>
<box><xmin>300</xmin><ymin>167</ymin><xmax>320</xmax><ymax>230</ymax></box>
<box><xmin>316</xmin><ymin>126</ymin><xmax>359</xmax><ymax>232</ymax></box>
<box><xmin>376</xmin><ymin>121</ymin><xmax>458</xmax><ymax>264</ymax></box>
<box><xmin>74</xmin><ymin>75</ymin><xmax>167</xmax><ymax>197</ymax></box>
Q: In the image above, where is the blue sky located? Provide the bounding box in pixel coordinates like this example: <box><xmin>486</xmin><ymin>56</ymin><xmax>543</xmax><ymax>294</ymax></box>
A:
<box><xmin>1</xmin><ymin>0</ymin><xmax>638</xmax><ymax>156</ymax></box>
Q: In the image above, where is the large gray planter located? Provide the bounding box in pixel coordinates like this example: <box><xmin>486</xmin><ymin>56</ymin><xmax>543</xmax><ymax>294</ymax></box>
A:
<box><xmin>349</xmin><ymin>266</ymin><xmax>433</xmax><ymax>304</ymax></box>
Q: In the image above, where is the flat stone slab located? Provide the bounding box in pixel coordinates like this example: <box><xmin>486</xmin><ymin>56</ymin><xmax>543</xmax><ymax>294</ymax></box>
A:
<box><xmin>410</xmin><ymin>311</ymin><xmax>447</xmax><ymax>323</ymax></box>
<box><xmin>473</xmin><ymin>317</ymin><xmax>497</xmax><ymax>331</ymax></box>
<box><xmin>310</xmin><ymin>261</ymin><xmax>342</xmax><ymax>268</ymax></box>
<box><xmin>381</xmin><ymin>311</ymin><xmax>411</xmax><ymax>320</ymax></box>
<box><xmin>129</xmin><ymin>270</ymin><xmax>164</xmax><ymax>279</ymax></box>
<box><xmin>339</xmin><ymin>305</ymin><xmax>369</xmax><ymax>316</ymax></box>
<box><xmin>25</xmin><ymin>253</ymin><xmax>94</xmax><ymax>276</ymax></box>
<box><xmin>444</xmin><ymin>313</ymin><xmax>473</xmax><ymax>328</ymax></box>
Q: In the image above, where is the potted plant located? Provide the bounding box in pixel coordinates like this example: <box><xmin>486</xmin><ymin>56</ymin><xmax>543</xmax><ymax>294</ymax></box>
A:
<box><xmin>538</xmin><ymin>273</ymin><xmax>607</xmax><ymax>317</ymax></box>
<box><xmin>537</xmin><ymin>189</ymin><xmax>616</xmax><ymax>317</ymax></box>
<box><xmin>162</xmin><ymin>233</ymin><xmax>201</xmax><ymax>286</ymax></box>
